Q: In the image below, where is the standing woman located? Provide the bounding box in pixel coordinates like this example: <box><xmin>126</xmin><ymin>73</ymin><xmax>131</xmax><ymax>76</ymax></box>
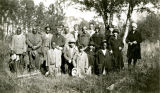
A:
<box><xmin>126</xmin><ymin>23</ymin><xmax>142</xmax><ymax>68</ymax></box>
<box><xmin>108</xmin><ymin>29</ymin><xmax>124</xmax><ymax>71</ymax></box>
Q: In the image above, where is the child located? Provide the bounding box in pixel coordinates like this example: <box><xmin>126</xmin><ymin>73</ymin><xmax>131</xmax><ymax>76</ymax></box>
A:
<box><xmin>85</xmin><ymin>41</ymin><xmax>95</xmax><ymax>75</ymax></box>
<box><xmin>96</xmin><ymin>40</ymin><xmax>112</xmax><ymax>75</ymax></box>
<box><xmin>46</xmin><ymin>42</ymin><xmax>62</xmax><ymax>76</ymax></box>
<box><xmin>73</xmin><ymin>45</ymin><xmax>89</xmax><ymax>78</ymax></box>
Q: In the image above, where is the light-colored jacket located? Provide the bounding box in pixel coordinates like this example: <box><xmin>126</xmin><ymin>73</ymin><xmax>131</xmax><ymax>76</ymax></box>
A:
<box><xmin>11</xmin><ymin>34</ymin><xmax>27</xmax><ymax>54</ymax></box>
<box><xmin>47</xmin><ymin>48</ymin><xmax>62</xmax><ymax>67</ymax></box>
<box><xmin>63</xmin><ymin>45</ymin><xmax>78</xmax><ymax>62</ymax></box>
<box><xmin>74</xmin><ymin>51</ymin><xmax>89</xmax><ymax>72</ymax></box>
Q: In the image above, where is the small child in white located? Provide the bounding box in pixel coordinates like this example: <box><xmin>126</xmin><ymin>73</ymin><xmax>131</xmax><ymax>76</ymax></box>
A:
<box><xmin>73</xmin><ymin>45</ymin><xmax>89</xmax><ymax>78</ymax></box>
<box><xmin>46</xmin><ymin>42</ymin><xmax>62</xmax><ymax>76</ymax></box>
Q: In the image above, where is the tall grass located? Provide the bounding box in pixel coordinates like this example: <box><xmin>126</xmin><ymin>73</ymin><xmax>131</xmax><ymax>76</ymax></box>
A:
<box><xmin>0</xmin><ymin>40</ymin><xmax>159</xmax><ymax>93</ymax></box>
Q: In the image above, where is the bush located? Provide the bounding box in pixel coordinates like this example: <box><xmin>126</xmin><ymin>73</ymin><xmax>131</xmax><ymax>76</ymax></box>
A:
<box><xmin>137</xmin><ymin>14</ymin><xmax>160</xmax><ymax>42</ymax></box>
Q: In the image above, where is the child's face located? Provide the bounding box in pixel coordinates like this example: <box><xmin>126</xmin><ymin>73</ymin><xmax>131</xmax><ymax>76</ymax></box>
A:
<box><xmin>52</xmin><ymin>42</ymin><xmax>56</xmax><ymax>49</ymax></box>
<box><xmin>79</xmin><ymin>48</ymin><xmax>83</xmax><ymax>52</ymax></box>
<box><xmin>103</xmin><ymin>43</ymin><xmax>107</xmax><ymax>49</ymax></box>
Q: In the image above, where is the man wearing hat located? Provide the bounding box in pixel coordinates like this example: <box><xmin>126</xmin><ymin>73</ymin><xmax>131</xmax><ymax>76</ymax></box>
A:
<box><xmin>108</xmin><ymin>29</ymin><xmax>124</xmax><ymax>71</ymax></box>
<box><xmin>126</xmin><ymin>22</ymin><xmax>142</xmax><ymax>69</ymax></box>
<box><xmin>90</xmin><ymin>26</ymin><xmax>104</xmax><ymax>52</ymax></box>
<box><xmin>63</xmin><ymin>39</ymin><xmax>78</xmax><ymax>75</ymax></box>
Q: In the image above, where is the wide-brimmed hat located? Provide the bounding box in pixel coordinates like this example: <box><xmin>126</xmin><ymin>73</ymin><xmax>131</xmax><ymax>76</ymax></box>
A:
<box><xmin>112</xmin><ymin>29</ymin><xmax>119</xmax><ymax>34</ymax></box>
<box><xmin>72</xmin><ymin>68</ymin><xmax>78</xmax><ymax>76</ymax></box>
<box><xmin>68</xmin><ymin>39</ymin><xmax>76</xmax><ymax>43</ymax></box>
<box><xmin>89</xmin><ymin>41</ymin><xmax>95</xmax><ymax>46</ymax></box>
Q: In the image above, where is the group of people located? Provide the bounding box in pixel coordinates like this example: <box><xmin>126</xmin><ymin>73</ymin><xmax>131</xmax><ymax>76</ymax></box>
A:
<box><xmin>9</xmin><ymin>22</ymin><xmax>142</xmax><ymax>77</ymax></box>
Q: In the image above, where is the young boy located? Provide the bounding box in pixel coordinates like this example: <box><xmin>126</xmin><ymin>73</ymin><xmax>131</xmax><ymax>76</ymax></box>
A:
<box><xmin>46</xmin><ymin>42</ymin><xmax>62</xmax><ymax>76</ymax></box>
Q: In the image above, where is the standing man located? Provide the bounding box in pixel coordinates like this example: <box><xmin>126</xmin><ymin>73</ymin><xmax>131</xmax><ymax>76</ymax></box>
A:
<box><xmin>90</xmin><ymin>26</ymin><xmax>104</xmax><ymax>52</ymax></box>
<box><xmin>41</xmin><ymin>26</ymin><xmax>53</xmax><ymax>73</ymax></box>
<box><xmin>10</xmin><ymin>27</ymin><xmax>27</xmax><ymax>73</ymax></box>
<box><xmin>77</xmin><ymin>26</ymin><xmax>90</xmax><ymax>48</ymax></box>
<box><xmin>63</xmin><ymin>39</ymin><xmax>78</xmax><ymax>76</ymax></box>
<box><xmin>126</xmin><ymin>23</ymin><xmax>142</xmax><ymax>68</ymax></box>
<box><xmin>108</xmin><ymin>29</ymin><xmax>124</xmax><ymax>71</ymax></box>
<box><xmin>87</xmin><ymin>23</ymin><xmax>95</xmax><ymax>37</ymax></box>
<box><xmin>51</xmin><ymin>25</ymin><xmax>65</xmax><ymax>74</ymax></box>
<box><xmin>26</xmin><ymin>28</ymin><xmax>42</xmax><ymax>72</ymax></box>
<box><xmin>72</xmin><ymin>24</ymin><xmax>80</xmax><ymax>42</ymax></box>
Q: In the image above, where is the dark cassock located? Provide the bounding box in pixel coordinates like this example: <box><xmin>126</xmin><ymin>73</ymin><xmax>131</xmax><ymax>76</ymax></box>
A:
<box><xmin>108</xmin><ymin>29</ymin><xmax>124</xmax><ymax>70</ymax></box>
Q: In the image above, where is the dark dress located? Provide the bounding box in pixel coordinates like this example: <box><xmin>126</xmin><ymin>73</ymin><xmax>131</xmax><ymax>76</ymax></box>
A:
<box><xmin>90</xmin><ymin>32</ymin><xmax>104</xmax><ymax>51</ymax></box>
<box><xmin>126</xmin><ymin>30</ymin><xmax>142</xmax><ymax>59</ymax></box>
<box><xmin>95</xmin><ymin>49</ymin><xmax>112</xmax><ymax>74</ymax></box>
<box><xmin>108</xmin><ymin>36</ymin><xmax>124</xmax><ymax>69</ymax></box>
<box><xmin>85</xmin><ymin>48</ymin><xmax>95</xmax><ymax>74</ymax></box>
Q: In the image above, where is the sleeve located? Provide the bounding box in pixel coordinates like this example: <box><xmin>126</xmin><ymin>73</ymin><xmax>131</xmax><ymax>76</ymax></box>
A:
<box><xmin>26</xmin><ymin>34</ymin><xmax>33</xmax><ymax>48</ymax></box>
<box><xmin>85</xmin><ymin>53</ymin><xmax>89</xmax><ymax>69</ymax></box>
<box><xmin>63</xmin><ymin>47</ymin><xmax>70</xmax><ymax>61</ymax></box>
<box><xmin>47</xmin><ymin>50</ymin><xmax>51</xmax><ymax>66</ymax></box>
<box><xmin>136</xmin><ymin>32</ymin><xmax>142</xmax><ymax>44</ymax></box>
<box><xmin>36</xmin><ymin>36</ymin><xmax>42</xmax><ymax>48</ymax></box>
<box><xmin>126</xmin><ymin>32</ymin><xmax>131</xmax><ymax>43</ymax></box>
<box><xmin>10</xmin><ymin>36</ymin><xmax>15</xmax><ymax>51</ymax></box>
<box><xmin>23</xmin><ymin>36</ymin><xmax>27</xmax><ymax>52</ymax></box>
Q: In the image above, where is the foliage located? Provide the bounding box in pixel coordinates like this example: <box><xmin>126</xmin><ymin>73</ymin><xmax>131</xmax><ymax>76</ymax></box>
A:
<box><xmin>137</xmin><ymin>14</ymin><xmax>160</xmax><ymax>42</ymax></box>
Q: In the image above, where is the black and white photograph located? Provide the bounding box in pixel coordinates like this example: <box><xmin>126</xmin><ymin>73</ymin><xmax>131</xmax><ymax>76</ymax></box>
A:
<box><xmin>0</xmin><ymin>0</ymin><xmax>160</xmax><ymax>93</ymax></box>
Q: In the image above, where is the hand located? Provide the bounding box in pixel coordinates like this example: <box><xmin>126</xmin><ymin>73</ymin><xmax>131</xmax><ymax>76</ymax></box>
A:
<box><xmin>68</xmin><ymin>60</ymin><xmax>72</xmax><ymax>63</ymax></box>
<box><xmin>128</xmin><ymin>42</ymin><xmax>133</xmax><ymax>45</ymax></box>
<box><xmin>119</xmin><ymin>47</ymin><xmax>122</xmax><ymax>50</ymax></box>
<box><xmin>133</xmin><ymin>41</ymin><xmax>137</xmax><ymax>44</ymax></box>
<box><xmin>110</xmin><ymin>50</ymin><xmax>113</xmax><ymax>54</ymax></box>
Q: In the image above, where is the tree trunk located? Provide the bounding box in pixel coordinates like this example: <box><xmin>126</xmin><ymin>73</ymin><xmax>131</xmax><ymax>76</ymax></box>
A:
<box><xmin>123</xmin><ymin>3</ymin><xmax>133</xmax><ymax>45</ymax></box>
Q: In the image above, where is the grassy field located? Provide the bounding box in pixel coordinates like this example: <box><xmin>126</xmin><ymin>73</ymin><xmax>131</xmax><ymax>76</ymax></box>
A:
<box><xmin>0</xmin><ymin>40</ymin><xmax>159</xmax><ymax>93</ymax></box>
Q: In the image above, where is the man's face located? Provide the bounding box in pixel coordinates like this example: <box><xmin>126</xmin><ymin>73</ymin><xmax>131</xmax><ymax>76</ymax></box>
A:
<box><xmin>109</xmin><ymin>27</ymin><xmax>114</xmax><ymax>32</ymax></box>
<box><xmin>46</xmin><ymin>27</ymin><xmax>50</xmax><ymax>34</ymax></box>
<box><xmin>57</xmin><ymin>27</ymin><xmax>61</xmax><ymax>34</ymax></box>
<box><xmin>32</xmin><ymin>29</ymin><xmax>37</xmax><ymax>34</ymax></box>
<box><xmin>17</xmin><ymin>28</ymin><xmax>21</xmax><ymax>35</ymax></box>
<box><xmin>114</xmin><ymin>33</ymin><xmax>118</xmax><ymax>37</ymax></box>
<box><xmin>103</xmin><ymin>43</ymin><xmax>107</xmax><ymax>49</ymax></box>
<box><xmin>69</xmin><ymin>43</ymin><xmax>75</xmax><ymax>48</ymax></box>
<box><xmin>83</xmin><ymin>26</ymin><xmax>87</xmax><ymax>33</ymax></box>
<box><xmin>90</xmin><ymin>24</ymin><xmax>94</xmax><ymax>30</ymax></box>
<box><xmin>95</xmin><ymin>28</ymin><xmax>99</xmax><ymax>33</ymax></box>
<box><xmin>74</xmin><ymin>25</ymin><xmax>78</xmax><ymax>31</ymax></box>
<box><xmin>52</xmin><ymin>42</ymin><xmax>56</xmax><ymax>49</ymax></box>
